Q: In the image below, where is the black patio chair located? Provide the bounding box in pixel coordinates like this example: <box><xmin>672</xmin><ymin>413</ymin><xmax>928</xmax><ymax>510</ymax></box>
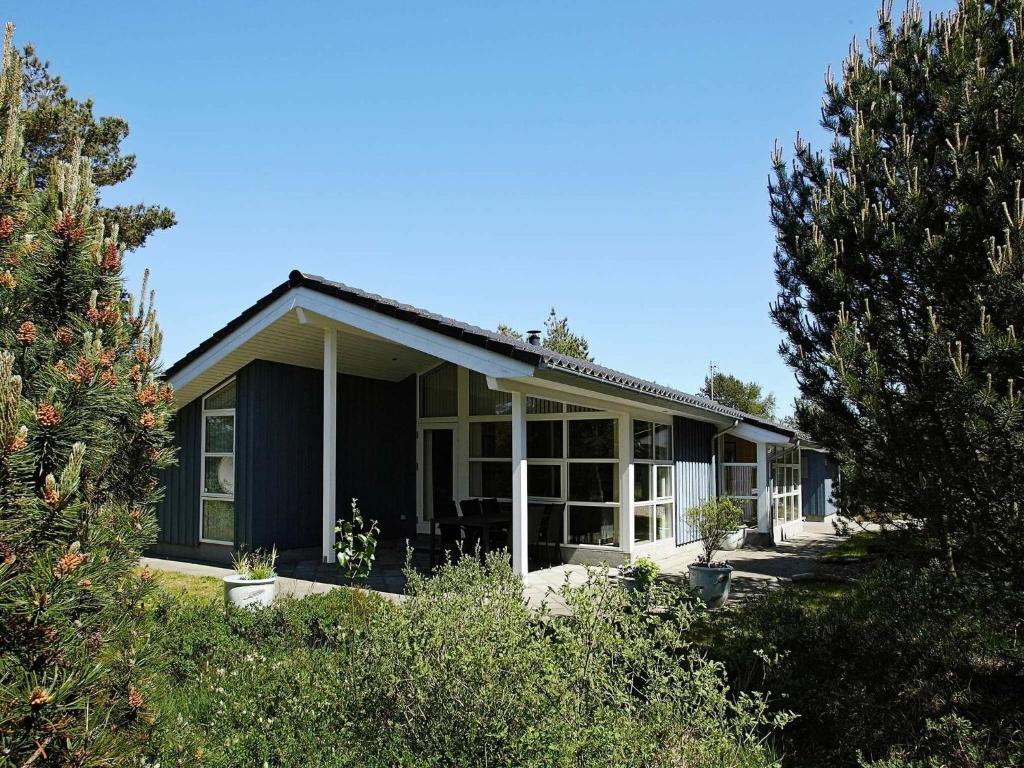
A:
<box><xmin>480</xmin><ymin>497</ymin><xmax>509</xmax><ymax>552</ymax></box>
<box><xmin>458</xmin><ymin>498</ymin><xmax>483</xmax><ymax>554</ymax></box>
<box><xmin>431</xmin><ymin>499</ymin><xmax>464</xmax><ymax>567</ymax></box>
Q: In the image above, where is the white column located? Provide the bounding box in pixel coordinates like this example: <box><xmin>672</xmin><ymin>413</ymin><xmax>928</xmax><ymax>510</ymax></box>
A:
<box><xmin>456</xmin><ymin>366</ymin><xmax>470</xmax><ymax>502</ymax></box>
<box><xmin>510</xmin><ymin>391</ymin><xmax>529</xmax><ymax>580</ymax></box>
<box><xmin>322</xmin><ymin>327</ymin><xmax>338</xmax><ymax>563</ymax></box>
<box><xmin>756</xmin><ymin>441</ymin><xmax>770</xmax><ymax>534</ymax></box>
<box><xmin>618</xmin><ymin>413</ymin><xmax>634</xmax><ymax>557</ymax></box>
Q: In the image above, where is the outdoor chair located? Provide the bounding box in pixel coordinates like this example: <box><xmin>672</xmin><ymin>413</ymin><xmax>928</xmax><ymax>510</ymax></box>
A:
<box><xmin>458</xmin><ymin>498</ymin><xmax>483</xmax><ymax>554</ymax></box>
<box><xmin>431</xmin><ymin>499</ymin><xmax>464</xmax><ymax>566</ymax></box>
<box><xmin>480</xmin><ymin>497</ymin><xmax>509</xmax><ymax>551</ymax></box>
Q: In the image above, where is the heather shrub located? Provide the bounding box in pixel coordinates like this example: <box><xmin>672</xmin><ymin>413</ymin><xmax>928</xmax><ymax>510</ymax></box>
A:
<box><xmin>149</xmin><ymin>553</ymin><xmax>786</xmax><ymax>768</ymax></box>
<box><xmin>701</xmin><ymin>563</ymin><xmax>1024</xmax><ymax>768</ymax></box>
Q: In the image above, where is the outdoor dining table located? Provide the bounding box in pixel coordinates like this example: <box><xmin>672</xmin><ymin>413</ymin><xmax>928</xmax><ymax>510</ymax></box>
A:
<box><xmin>430</xmin><ymin>512</ymin><xmax>513</xmax><ymax>567</ymax></box>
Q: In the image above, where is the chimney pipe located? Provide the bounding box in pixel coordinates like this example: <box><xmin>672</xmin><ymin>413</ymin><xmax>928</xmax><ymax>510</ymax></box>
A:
<box><xmin>526</xmin><ymin>330</ymin><xmax>542</xmax><ymax>346</ymax></box>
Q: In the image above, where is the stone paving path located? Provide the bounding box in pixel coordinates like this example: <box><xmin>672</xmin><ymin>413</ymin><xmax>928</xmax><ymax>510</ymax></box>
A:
<box><xmin>143</xmin><ymin>521</ymin><xmax>854</xmax><ymax>611</ymax></box>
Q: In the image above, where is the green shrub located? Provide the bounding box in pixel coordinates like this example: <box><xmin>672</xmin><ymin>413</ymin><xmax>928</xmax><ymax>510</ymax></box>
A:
<box><xmin>686</xmin><ymin>498</ymin><xmax>743</xmax><ymax>564</ymax></box>
<box><xmin>701</xmin><ymin>563</ymin><xmax>1024</xmax><ymax>768</ymax></box>
<box><xmin>148</xmin><ymin>555</ymin><xmax>786</xmax><ymax>768</ymax></box>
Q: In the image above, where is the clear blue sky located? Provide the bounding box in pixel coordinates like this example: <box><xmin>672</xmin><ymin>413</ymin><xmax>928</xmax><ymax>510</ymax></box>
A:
<box><xmin>11</xmin><ymin>1</ymin><xmax>950</xmax><ymax>417</ymax></box>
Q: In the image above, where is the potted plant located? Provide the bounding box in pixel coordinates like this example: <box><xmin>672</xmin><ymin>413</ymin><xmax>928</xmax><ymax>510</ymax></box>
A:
<box><xmin>223</xmin><ymin>547</ymin><xmax>278</xmax><ymax>609</ymax></box>
<box><xmin>620</xmin><ymin>556</ymin><xmax>660</xmax><ymax>609</ymax></box>
<box><xmin>685</xmin><ymin>498</ymin><xmax>743</xmax><ymax>607</ymax></box>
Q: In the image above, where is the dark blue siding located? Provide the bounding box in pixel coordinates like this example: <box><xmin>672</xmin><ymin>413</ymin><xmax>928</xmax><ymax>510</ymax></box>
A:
<box><xmin>154</xmin><ymin>398</ymin><xmax>201</xmax><ymax>546</ymax></box>
<box><xmin>153</xmin><ymin>359</ymin><xmax>417</xmax><ymax>559</ymax></box>
<box><xmin>802</xmin><ymin>451</ymin><xmax>840</xmax><ymax>519</ymax></box>
<box><xmin>674</xmin><ymin>416</ymin><xmax>715</xmax><ymax>545</ymax></box>
<box><xmin>239</xmin><ymin>360</ymin><xmax>324</xmax><ymax>551</ymax></box>
<box><xmin>336</xmin><ymin>373</ymin><xmax>417</xmax><ymax>544</ymax></box>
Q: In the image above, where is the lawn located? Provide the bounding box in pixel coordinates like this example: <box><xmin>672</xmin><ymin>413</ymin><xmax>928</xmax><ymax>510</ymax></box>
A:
<box><xmin>148</xmin><ymin>568</ymin><xmax>223</xmax><ymax>603</ymax></box>
<box><xmin>823</xmin><ymin>530</ymin><xmax>881</xmax><ymax>559</ymax></box>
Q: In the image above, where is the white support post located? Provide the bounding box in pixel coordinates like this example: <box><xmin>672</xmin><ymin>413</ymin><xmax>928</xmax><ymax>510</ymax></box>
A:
<box><xmin>322</xmin><ymin>327</ymin><xmax>338</xmax><ymax>563</ymax></box>
<box><xmin>511</xmin><ymin>391</ymin><xmax>529</xmax><ymax>580</ymax></box>
<box><xmin>756</xmin><ymin>441</ymin><xmax>770</xmax><ymax>534</ymax></box>
<box><xmin>618</xmin><ymin>413</ymin><xmax>634</xmax><ymax>557</ymax></box>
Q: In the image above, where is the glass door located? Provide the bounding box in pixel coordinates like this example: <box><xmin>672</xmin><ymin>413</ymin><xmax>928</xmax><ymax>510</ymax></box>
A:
<box><xmin>422</xmin><ymin>428</ymin><xmax>455</xmax><ymax>522</ymax></box>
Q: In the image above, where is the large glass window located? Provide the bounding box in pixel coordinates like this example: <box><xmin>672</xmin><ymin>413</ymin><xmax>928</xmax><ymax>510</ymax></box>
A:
<box><xmin>771</xmin><ymin>446</ymin><xmax>802</xmax><ymax>523</ymax></box>
<box><xmin>568</xmin><ymin>419</ymin><xmax>617</xmax><ymax>459</ymax></box>
<box><xmin>527</xmin><ymin>420</ymin><xmax>562</xmax><ymax>458</ymax></box>
<box><xmin>420</xmin><ymin>362</ymin><xmax>457</xmax><ymax>418</ymax></box>
<box><xmin>721</xmin><ymin>435</ymin><xmax>758</xmax><ymax>525</ymax></box>
<box><xmin>568</xmin><ymin>463</ymin><xmax>618</xmax><ymax>503</ymax></box>
<box><xmin>201</xmin><ymin>379</ymin><xmax>236</xmax><ymax>544</ymax></box>
<box><xmin>633</xmin><ymin>419</ymin><xmax>674</xmax><ymax>543</ymax></box>
<box><xmin>469</xmin><ymin>420</ymin><xmax>511</xmax><ymax>497</ymax></box>
<box><xmin>567</xmin><ymin>505</ymin><xmax>618</xmax><ymax>546</ymax></box>
<box><xmin>470</xmin><ymin>421</ymin><xmax>511</xmax><ymax>458</ymax></box>
<box><xmin>469</xmin><ymin>371</ymin><xmax>512</xmax><ymax>416</ymax></box>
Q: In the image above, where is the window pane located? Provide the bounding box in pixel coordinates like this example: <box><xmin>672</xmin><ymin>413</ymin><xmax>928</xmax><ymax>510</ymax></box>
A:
<box><xmin>527</xmin><ymin>464</ymin><xmax>561</xmax><ymax>499</ymax></box>
<box><xmin>568</xmin><ymin>419</ymin><xmax>617</xmax><ymax>459</ymax></box>
<box><xmin>656</xmin><ymin>465</ymin><xmax>673</xmax><ymax>498</ymax></box>
<box><xmin>420</xmin><ymin>363</ymin><xmax>457</xmax><ymax>418</ymax></box>
<box><xmin>736</xmin><ymin>498</ymin><xmax>757</xmax><ymax>525</ymax></box>
<box><xmin>205</xmin><ymin>414</ymin><xmax>234</xmax><ymax>453</ymax></box>
<box><xmin>723</xmin><ymin>465</ymin><xmax>757</xmax><ymax>497</ymax></box>
<box><xmin>202</xmin><ymin>499</ymin><xmax>234</xmax><ymax>542</ymax></box>
<box><xmin>568</xmin><ymin>505</ymin><xmax>618</xmax><ymax>546</ymax></box>
<box><xmin>654</xmin><ymin>423</ymin><xmax>672</xmax><ymax>460</ymax></box>
<box><xmin>204</xmin><ymin>456</ymin><xmax>235</xmax><ymax>495</ymax></box>
<box><xmin>469</xmin><ymin>372</ymin><xmax>512</xmax><ymax>416</ymax></box>
<box><xmin>568</xmin><ymin>463</ymin><xmax>618</xmax><ymax>503</ymax></box>
<box><xmin>469</xmin><ymin>461</ymin><xmax>512</xmax><ymax>498</ymax></box>
<box><xmin>634</xmin><ymin>464</ymin><xmax>651</xmax><ymax>502</ymax></box>
<box><xmin>655</xmin><ymin>503</ymin><xmax>673</xmax><ymax>540</ymax></box>
<box><xmin>527</xmin><ymin>420</ymin><xmax>562</xmax><ymax>458</ymax></box>
<box><xmin>633</xmin><ymin>420</ymin><xmax>653</xmax><ymax>460</ymax></box>
<box><xmin>634</xmin><ymin>505</ymin><xmax>652</xmax><ymax>543</ymax></box>
<box><xmin>566</xmin><ymin>403</ymin><xmax>598</xmax><ymax>413</ymax></box>
<box><xmin>470</xmin><ymin>421</ymin><xmax>512</xmax><ymax>458</ymax></box>
<box><xmin>204</xmin><ymin>380</ymin><xmax>236</xmax><ymax>410</ymax></box>
<box><xmin>527</xmin><ymin>396</ymin><xmax>562</xmax><ymax>414</ymax></box>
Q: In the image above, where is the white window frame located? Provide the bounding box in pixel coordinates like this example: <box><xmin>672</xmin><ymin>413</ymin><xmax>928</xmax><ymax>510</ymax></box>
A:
<box><xmin>415</xmin><ymin>372</ymin><xmax>622</xmax><ymax>549</ymax></box>
<box><xmin>719</xmin><ymin>435</ymin><xmax>759</xmax><ymax>525</ymax></box>
<box><xmin>632</xmin><ymin>418</ymin><xmax>674</xmax><ymax>544</ymax></box>
<box><xmin>771</xmin><ymin>446</ymin><xmax>802</xmax><ymax>524</ymax></box>
<box><xmin>199</xmin><ymin>378</ymin><xmax>236</xmax><ymax>545</ymax></box>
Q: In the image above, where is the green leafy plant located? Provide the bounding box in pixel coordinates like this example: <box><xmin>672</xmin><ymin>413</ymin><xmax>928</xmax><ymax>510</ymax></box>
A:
<box><xmin>231</xmin><ymin>546</ymin><xmax>277</xmax><ymax>580</ymax></box>
<box><xmin>335</xmin><ymin>498</ymin><xmax>379</xmax><ymax>583</ymax></box>
<box><xmin>622</xmin><ymin>556</ymin><xmax>660</xmax><ymax>593</ymax></box>
<box><xmin>686</xmin><ymin>498</ymin><xmax>743</xmax><ymax>566</ymax></box>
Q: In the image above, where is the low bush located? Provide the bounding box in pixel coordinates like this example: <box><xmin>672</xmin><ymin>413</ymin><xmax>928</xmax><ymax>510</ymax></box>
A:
<box><xmin>700</xmin><ymin>562</ymin><xmax>1024</xmax><ymax>768</ymax></box>
<box><xmin>146</xmin><ymin>554</ymin><xmax>787</xmax><ymax>768</ymax></box>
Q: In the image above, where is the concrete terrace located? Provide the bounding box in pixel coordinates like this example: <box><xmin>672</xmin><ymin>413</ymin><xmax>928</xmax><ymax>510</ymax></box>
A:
<box><xmin>142</xmin><ymin>521</ymin><xmax>852</xmax><ymax>610</ymax></box>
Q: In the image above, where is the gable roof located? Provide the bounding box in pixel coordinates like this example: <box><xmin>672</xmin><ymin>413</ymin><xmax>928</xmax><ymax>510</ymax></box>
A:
<box><xmin>166</xmin><ymin>270</ymin><xmax>801</xmax><ymax>440</ymax></box>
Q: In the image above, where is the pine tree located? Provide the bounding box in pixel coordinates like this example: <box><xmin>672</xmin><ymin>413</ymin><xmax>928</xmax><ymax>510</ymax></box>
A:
<box><xmin>698</xmin><ymin>371</ymin><xmax>778</xmax><ymax>419</ymax></box>
<box><xmin>770</xmin><ymin>1</ymin><xmax>1024</xmax><ymax>573</ymax></box>
<box><xmin>0</xmin><ymin>24</ymin><xmax>173</xmax><ymax>764</ymax></box>
<box><xmin>498</xmin><ymin>308</ymin><xmax>595</xmax><ymax>361</ymax></box>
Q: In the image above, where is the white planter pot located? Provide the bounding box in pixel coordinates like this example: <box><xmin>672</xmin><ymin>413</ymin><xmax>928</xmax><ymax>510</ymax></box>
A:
<box><xmin>687</xmin><ymin>564</ymin><xmax>734</xmax><ymax>608</ymax></box>
<box><xmin>718</xmin><ymin>529</ymin><xmax>746</xmax><ymax>551</ymax></box>
<box><xmin>223</xmin><ymin>574</ymin><xmax>278</xmax><ymax>609</ymax></box>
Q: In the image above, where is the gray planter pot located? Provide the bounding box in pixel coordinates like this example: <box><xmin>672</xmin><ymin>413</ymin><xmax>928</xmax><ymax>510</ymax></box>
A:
<box><xmin>223</xmin><ymin>574</ymin><xmax>278</xmax><ymax>609</ymax></box>
<box><xmin>687</xmin><ymin>564</ymin><xmax>734</xmax><ymax>608</ymax></box>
